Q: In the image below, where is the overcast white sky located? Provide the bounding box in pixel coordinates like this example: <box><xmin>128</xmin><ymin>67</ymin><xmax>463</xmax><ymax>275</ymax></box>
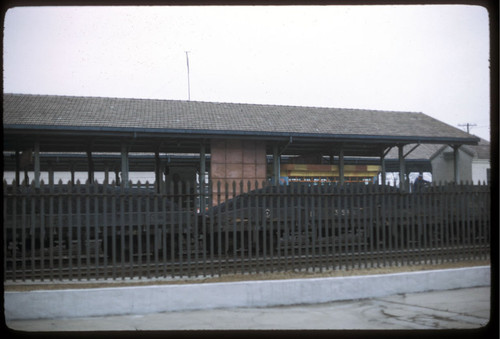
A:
<box><xmin>3</xmin><ymin>5</ymin><xmax>491</xmax><ymax>141</ymax></box>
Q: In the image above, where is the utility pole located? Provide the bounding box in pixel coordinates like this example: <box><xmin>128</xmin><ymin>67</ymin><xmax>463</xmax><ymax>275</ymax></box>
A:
<box><xmin>458</xmin><ymin>123</ymin><xmax>476</xmax><ymax>134</ymax></box>
<box><xmin>185</xmin><ymin>51</ymin><xmax>191</xmax><ymax>101</ymax></box>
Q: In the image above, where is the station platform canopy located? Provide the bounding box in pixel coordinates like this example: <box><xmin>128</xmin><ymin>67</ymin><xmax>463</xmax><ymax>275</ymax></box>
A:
<box><xmin>3</xmin><ymin>93</ymin><xmax>478</xmax><ymax>158</ymax></box>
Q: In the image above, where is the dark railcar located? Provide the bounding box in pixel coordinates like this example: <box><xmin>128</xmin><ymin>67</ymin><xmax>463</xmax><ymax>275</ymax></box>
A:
<box><xmin>201</xmin><ymin>183</ymin><xmax>378</xmax><ymax>254</ymax></box>
<box><xmin>4</xmin><ymin>182</ymin><xmax>193</xmax><ymax>262</ymax></box>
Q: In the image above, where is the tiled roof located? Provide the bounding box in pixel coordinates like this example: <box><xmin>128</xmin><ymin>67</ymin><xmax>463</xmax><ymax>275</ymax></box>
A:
<box><xmin>468</xmin><ymin>138</ymin><xmax>490</xmax><ymax>159</ymax></box>
<box><xmin>3</xmin><ymin>93</ymin><xmax>477</xmax><ymax>143</ymax></box>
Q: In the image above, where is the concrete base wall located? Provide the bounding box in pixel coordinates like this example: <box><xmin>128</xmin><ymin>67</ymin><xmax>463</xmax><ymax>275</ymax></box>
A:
<box><xmin>5</xmin><ymin>266</ymin><xmax>490</xmax><ymax>320</ymax></box>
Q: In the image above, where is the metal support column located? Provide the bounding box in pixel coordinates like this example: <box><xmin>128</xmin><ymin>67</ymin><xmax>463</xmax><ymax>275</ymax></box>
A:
<box><xmin>24</xmin><ymin>168</ymin><xmax>29</xmax><ymax>186</ymax></box>
<box><xmin>339</xmin><ymin>148</ymin><xmax>345</xmax><ymax>185</ymax></box>
<box><xmin>398</xmin><ymin>145</ymin><xmax>406</xmax><ymax>192</ymax></box>
<box><xmin>121</xmin><ymin>143</ymin><xmax>129</xmax><ymax>188</ymax></box>
<box><xmin>34</xmin><ymin>140</ymin><xmax>40</xmax><ymax>188</ymax></box>
<box><xmin>104</xmin><ymin>163</ymin><xmax>109</xmax><ymax>184</ymax></box>
<box><xmin>406</xmin><ymin>169</ymin><xmax>411</xmax><ymax>191</ymax></box>
<box><xmin>453</xmin><ymin>145</ymin><xmax>460</xmax><ymax>184</ymax></box>
<box><xmin>380</xmin><ymin>156</ymin><xmax>386</xmax><ymax>186</ymax></box>
<box><xmin>273</xmin><ymin>144</ymin><xmax>280</xmax><ymax>185</ymax></box>
<box><xmin>70</xmin><ymin>163</ymin><xmax>75</xmax><ymax>185</ymax></box>
<box><xmin>114</xmin><ymin>169</ymin><xmax>120</xmax><ymax>186</ymax></box>
<box><xmin>15</xmin><ymin>150</ymin><xmax>20</xmax><ymax>187</ymax></box>
<box><xmin>87</xmin><ymin>149</ymin><xmax>94</xmax><ymax>184</ymax></box>
<box><xmin>155</xmin><ymin>151</ymin><xmax>161</xmax><ymax>193</ymax></box>
<box><xmin>200</xmin><ymin>143</ymin><xmax>206</xmax><ymax>211</ymax></box>
<box><xmin>48</xmin><ymin>163</ymin><xmax>54</xmax><ymax>186</ymax></box>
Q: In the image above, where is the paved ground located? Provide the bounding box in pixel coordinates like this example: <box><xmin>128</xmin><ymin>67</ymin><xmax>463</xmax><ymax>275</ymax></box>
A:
<box><xmin>6</xmin><ymin>286</ymin><xmax>491</xmax><ymax>331</ymax></box>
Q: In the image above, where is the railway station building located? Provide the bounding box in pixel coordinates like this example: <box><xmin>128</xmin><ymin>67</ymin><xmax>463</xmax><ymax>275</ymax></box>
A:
<box><xmin>3</xmin><ymin>93</ymin><xmax>480</xmax><ymax>201</ymax></box>
<box><xmin>3</xmin><ymin>93</ymin><xmax>490</xmax><ymax>284</ymax></box>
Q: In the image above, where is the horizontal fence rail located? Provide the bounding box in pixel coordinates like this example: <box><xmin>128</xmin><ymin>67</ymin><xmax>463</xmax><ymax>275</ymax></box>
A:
<box><xmin>3</xmin><ymin>179</ymin><xmax>490</xmax><ymax>282</ymax></box>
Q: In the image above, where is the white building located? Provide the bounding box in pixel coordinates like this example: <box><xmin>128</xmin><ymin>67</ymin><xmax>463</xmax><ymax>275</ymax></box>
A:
<box><xmin>430</xmin><ymin>138</ymin><xmax>490</xmax><ymax>185</ymax></box>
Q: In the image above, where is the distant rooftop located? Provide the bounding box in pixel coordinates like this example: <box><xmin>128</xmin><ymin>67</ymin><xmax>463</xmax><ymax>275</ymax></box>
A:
<box><xmin>385</xmin><ymin>138</ymin><xmax>490</xmax><ymax>161</ymax></box>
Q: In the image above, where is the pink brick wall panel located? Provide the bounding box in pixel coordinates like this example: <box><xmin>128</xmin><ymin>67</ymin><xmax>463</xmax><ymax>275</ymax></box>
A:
<box><xmin>210</xmin><ymin>139</ymin><xmax>268</xmax><ymax>204</ymax></box>
<box><xmin>255</xmin><ymin>141</ymin><xmax>267</xmax><ymax>164</ymax></box>
<box><xmin>243</xmin><ymin>164</ymin><xmax>257</xmax><ymax>179</ymax></box>
<box><xmin>211</xmin><ymin>140</ymin><xmax>226</xmax><ymax>163</ymax></box>
<box><xmin>225</xmin><ymin>140</ymin><xmax>243</xmax><ymax>163</ymax></box>
<box><xmin>226</xmin><ymin>163</ymin><xmax>243</xmax><ymax>179</ymax></box>
<box><xmin>256</xmin><ymin>164</ymin><xmax>267</xmax><ymax>178</ymax></box>
<box><xmin>242</xmin><ymin>141</ymin><xmax>256</xmax><ymax>163</ymax></box>
<box><xmin>211</xmin><ymin>163</ymin><xmax>226</xmax><ymax>180</ymax></box>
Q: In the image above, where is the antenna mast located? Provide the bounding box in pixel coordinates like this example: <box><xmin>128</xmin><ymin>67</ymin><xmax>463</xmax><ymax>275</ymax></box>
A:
<box><xmin>185</xmin><ymin>51</ymin><xmax>191</xmax><ymax>101</ymax></box>
<box><xmin>458</xmin><ymin>123</ymin><xmax>476</xmax><ymax>134</ymax></box>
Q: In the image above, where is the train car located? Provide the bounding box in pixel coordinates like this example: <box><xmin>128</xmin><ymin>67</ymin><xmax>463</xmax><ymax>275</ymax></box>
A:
<box><xmin>200</xmin><ymin>180</ymin><xmax>489</xmax><ymax>257</ymax></box>
<box><xmin>3</xmin><ymin>182</ymin><xmax>195</xmax><ymax>265</ymax></box>
<box><xmin>201</xmin><ymin>183</ymin><xmax>376</xmax><ymax>255</ymax></box>
<box><xmin>5</xmin><ymin>180</ymin><xmax>488</xmax><ymax>273</ymax></box>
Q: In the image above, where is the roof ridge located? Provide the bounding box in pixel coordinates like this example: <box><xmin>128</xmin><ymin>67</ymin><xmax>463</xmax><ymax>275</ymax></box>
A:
<box><xmin>3</xmin><ymin>92</ymin><xmax>420</xmax><ymax>114</ymax></box>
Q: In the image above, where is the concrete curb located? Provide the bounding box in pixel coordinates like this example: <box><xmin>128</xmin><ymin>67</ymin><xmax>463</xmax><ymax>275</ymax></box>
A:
<box><xmin>5</xmin><ymin>266</ymin><xmax>490</xmax><ymax>320</ymax></box>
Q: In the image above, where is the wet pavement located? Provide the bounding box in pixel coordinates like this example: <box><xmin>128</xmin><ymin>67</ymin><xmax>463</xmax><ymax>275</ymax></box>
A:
<box><xmin>6</xmin><ymin>286</ymin><xmax>491</xmax><ymax>331</ymax></box>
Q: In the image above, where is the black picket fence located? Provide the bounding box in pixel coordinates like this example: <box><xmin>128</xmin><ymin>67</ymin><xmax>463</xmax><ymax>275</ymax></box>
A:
<box><xmin>3</xmin><ymin>179</ymin><xmax>490</xmax><ymax>282</ymax></box>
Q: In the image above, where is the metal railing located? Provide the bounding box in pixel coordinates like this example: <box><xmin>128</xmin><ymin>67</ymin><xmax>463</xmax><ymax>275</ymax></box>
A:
<box><xmin>3</xmin><ymin>179</ymin><xmax>490</xmax><ymax>282</ymax></box>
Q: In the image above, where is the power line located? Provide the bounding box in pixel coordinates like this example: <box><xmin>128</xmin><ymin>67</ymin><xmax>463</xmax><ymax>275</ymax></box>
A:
<box><xmin>458</xmin><ymin>123</ymin><xmax>477</xmax><ymax>134</ymax></box>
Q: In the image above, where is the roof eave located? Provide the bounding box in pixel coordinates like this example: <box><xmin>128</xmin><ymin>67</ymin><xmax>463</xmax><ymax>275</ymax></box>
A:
<box><xmin>3</xmin><ymin>124</ymin><xmax>480</xmax><ymax>145</ymax></box>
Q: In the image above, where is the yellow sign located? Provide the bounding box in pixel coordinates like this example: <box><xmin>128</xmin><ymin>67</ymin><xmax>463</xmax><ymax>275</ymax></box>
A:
<box><xmin>280</xmin><ymin>164</ymin><xmax>380</xmax><ymax>178</ymax></box>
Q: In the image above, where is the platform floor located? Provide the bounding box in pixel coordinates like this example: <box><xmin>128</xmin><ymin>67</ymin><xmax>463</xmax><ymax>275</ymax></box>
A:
<box><xmin>6</xmin><ymin>286</ymin><xmax>491</xmax><ymax>331</ymax></box>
